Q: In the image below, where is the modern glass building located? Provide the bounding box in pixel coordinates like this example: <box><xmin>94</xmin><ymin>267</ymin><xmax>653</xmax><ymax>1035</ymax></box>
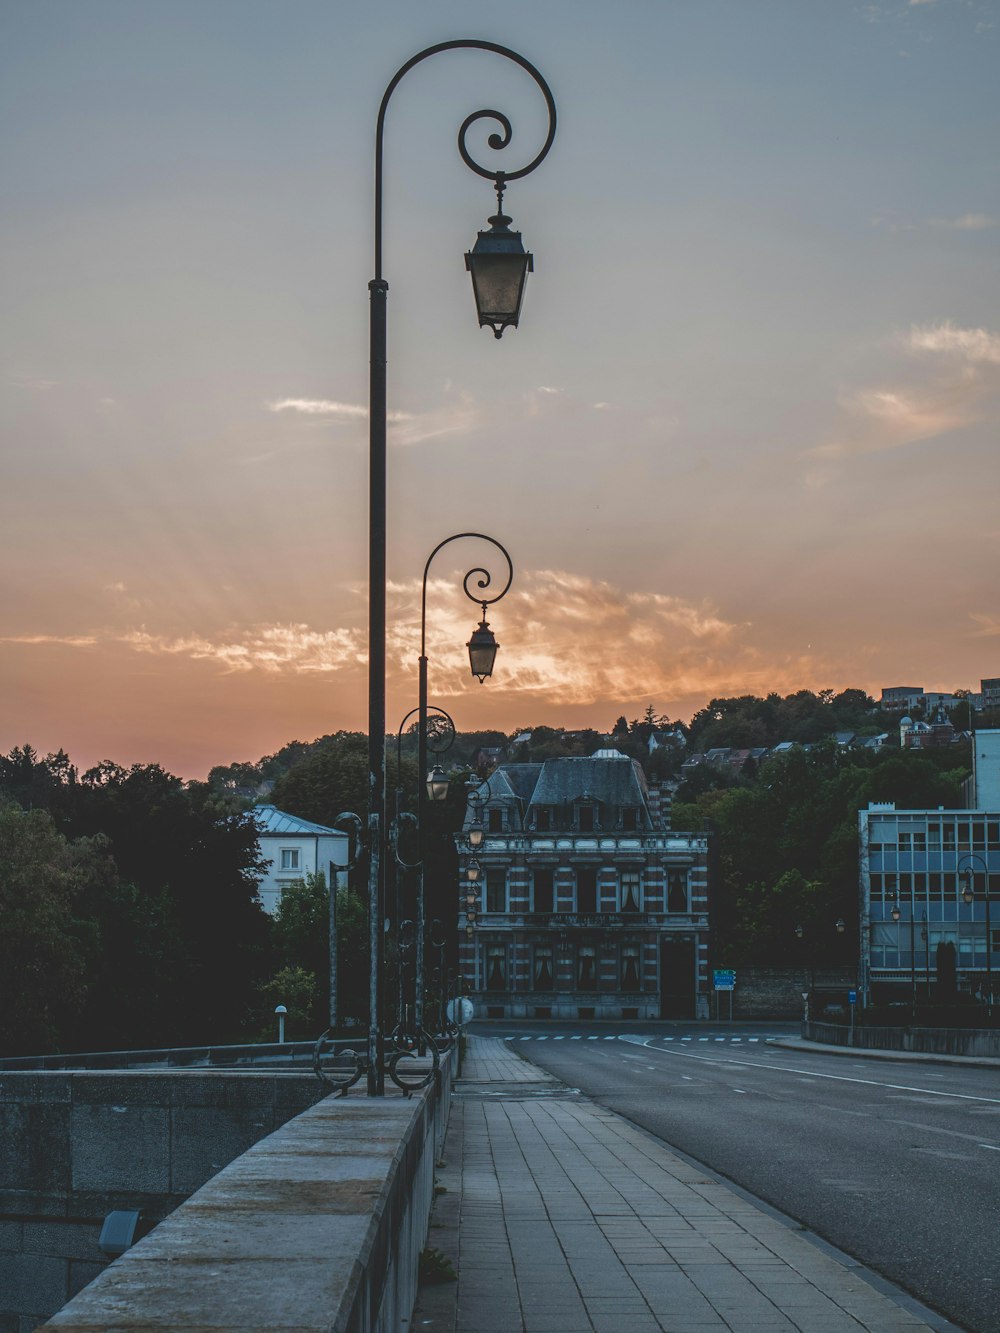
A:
<box><xmin>858</xmin><ymin>804</ymin><xmax>1000</xmax><ymax>1005</ymax></box>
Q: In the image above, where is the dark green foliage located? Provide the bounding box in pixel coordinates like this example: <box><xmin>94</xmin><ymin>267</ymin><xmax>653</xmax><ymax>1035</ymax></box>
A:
<box><xmin>694</xmin><ymin>742</ymin><xmax>969</xmax><ymax>966</ymax></box>
<box><xmin>686</xmin><ymin>688</ymin><xmax>881</xmax><ymax>753</ymax></box>
<box><xmin>270</xmin><ymin>732</ymin><xmax>386</xmax><ymax>823</ymax></box>
<box><xmin>0</xmin><ymin>747</ymin><xmax>270</xmax><ymax>1054</ymax></box>
<box><xmin>0</xmin><ymin>806</ymin><xmax>111</xmax><ymax>1054</ymax></box>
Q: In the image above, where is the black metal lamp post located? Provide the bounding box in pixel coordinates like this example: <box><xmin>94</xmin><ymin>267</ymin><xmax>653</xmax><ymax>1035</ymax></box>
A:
<box><xmin>415</xmin><ymin>534</ymin><xmax>513</xmax><ymax>1041</ymax></box>
<box><xmin>358</xmin><ymin>43</ymin><xmax>554</xmax><ymax>1095</ymax></box>
<box><xmin>890</xmin><ymin>898</ymin><xmax>918</xmax><ymax>1017</ymax></box>
<box><xmin>960</xmin><ymin>853</ymin><xmax>993</xmax><ymax>1015</ymax></box>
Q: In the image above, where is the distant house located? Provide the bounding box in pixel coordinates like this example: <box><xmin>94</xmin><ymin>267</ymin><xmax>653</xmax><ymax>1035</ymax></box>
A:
<box><xmin>474</xmin><ymin>747</ymin><xmax>505</xmax><ymax>775</ymax></box>
<box><xmin>648</xmin><ymin>728</ymin><xmax>685</xmax><ymax>754</ymax></box>
<box><xmin>859</xmin><ymin>734</ymin><xmax>890</xmax><ymax>750</ymax></box>
<box><xmin>900</xmin><ymin>709</ymin><xmax>956</xmax><ymax>750</ymax></box>
<box><xmin>253</xmin><ymin>804</ymin><xmax>349</xmax><ymax>915</ymax></box>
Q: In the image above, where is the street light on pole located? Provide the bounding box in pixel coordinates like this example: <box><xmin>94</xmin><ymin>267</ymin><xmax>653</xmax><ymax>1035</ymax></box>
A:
<box><xmin>415</xmin><ymin>534</ymin><xmax>513</xmax><ymax>1045</ymax></box>
<box><xmin>960</xmin><ymin>852</ymin><xmax>993</xmax><ymax>1016</ymax></box>
<box><xmin>360</xmin><ymin>43</ymin><xmax>555</xmax><ymax>1095</ymax></box>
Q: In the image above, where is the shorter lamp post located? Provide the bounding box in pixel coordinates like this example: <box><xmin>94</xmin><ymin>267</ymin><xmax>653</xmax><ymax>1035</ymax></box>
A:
<box><xmin>890</xmin><ymin>898</ymin><xmax>928</xmax><ymax>1015</ymax></box>
<box><xmin>960</xmin><ymin>853</ymin><xmax>993</xmax><ymax>1015</ymax></box>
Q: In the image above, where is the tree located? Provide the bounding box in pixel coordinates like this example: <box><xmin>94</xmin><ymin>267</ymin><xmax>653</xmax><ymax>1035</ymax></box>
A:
<box><xmin>0</xmin><ymin>806</ymin><xmax>111</xmax><ymax>1054</ymax></box>
<box><xmin>271</xmin><ymin>873</ymin><xmax>330</xmax><ymax>1029</ymax></box>
<box><xmin>269</xmin><ymin>733</ymin><xmax>371</xmax><ymax>825</ymax></box>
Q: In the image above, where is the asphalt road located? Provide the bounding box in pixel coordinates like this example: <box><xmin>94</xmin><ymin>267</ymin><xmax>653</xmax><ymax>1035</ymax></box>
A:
<box><xmin>472</xmin><ymin>1021</ymin><xmax>1000</xmax><ymax>1333</ymax></box>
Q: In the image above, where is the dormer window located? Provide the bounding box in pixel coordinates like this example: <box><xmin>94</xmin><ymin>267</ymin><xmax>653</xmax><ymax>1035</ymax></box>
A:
<box><xmin>488</xmin><ymin>807</ymin><xmax>504</xmax><ymax>834</ymax></box>
<box><xmin>534</xmin><ymin>807</ymin><xmax>552</xmax><ymax>832</ymax></box>
<box><xmin>621</xmin><ymin>807</ymin><xmax>639</xmax><ymax>831</ymax></box>
<box><xmin>575</xmin><ymin>799</ymin><xmax>597</xmax><ymax>832</ymax></box>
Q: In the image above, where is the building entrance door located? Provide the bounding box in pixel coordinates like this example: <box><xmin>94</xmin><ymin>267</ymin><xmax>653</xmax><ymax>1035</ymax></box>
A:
<box><xmin>660</xmin><ymin>939</ymin><xmax>696</xmax><ymax>1019</ymax></box>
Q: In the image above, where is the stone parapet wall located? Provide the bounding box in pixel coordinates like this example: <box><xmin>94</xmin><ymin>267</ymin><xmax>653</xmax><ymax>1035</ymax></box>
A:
<box><xmin>0</xmin><ymin>1070</ymin><xmax>326</xmax><ymax>1330</ymax></box>
<box><xmin>43</xmin><ymin>1058</ymin><xmax>453</xmax><ymax>1333</ymax></box>
<box><xmin>806</xmin><ymin>1020</ymin><xmax>1000</xmax><ymax>1058</ymax></box>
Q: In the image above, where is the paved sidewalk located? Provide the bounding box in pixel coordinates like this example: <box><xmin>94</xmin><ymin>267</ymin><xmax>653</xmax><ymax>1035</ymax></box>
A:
<box><xmin>414</xmin><ymin>1037</ymin><xmax>948</xmax><ymax>1333</ymax></box>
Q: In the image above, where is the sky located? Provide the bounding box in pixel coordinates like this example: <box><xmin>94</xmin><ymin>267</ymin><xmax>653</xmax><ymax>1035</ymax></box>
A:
<box><xmin>2</xmin><ymin>0</ymin><xmax>999</xmax><ymax>780</ymax></box>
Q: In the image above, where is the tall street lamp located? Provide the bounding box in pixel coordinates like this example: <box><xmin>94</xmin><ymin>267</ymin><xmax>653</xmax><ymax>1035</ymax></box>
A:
<box><xmin>391</xmin><ymin>703</ymin><xmax>455</xmax><ymax>1039</ymax></box>
<box><xmin>890</xmin><ymin>895</ymin><xmax>928</xmax><ymax>1016</ymax></box>
<box><xmin>959</xmin><ymin>852</ymin><xmax>993</xmax><ymax>1015</ymax></box>
<box><xmin>363</xmin><ymin>42</ymin><xmax>556</xmax><ymax>1094</ymax></box>
<box><xmin>415</xmin><ymin>534</ymin><xmax>513</xmax><ymax>1042</ymax></box>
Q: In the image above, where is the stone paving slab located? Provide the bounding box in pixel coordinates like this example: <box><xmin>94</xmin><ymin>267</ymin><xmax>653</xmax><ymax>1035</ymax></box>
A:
<box><xmin>414</xmin><ymin>1036</ymin><xmax>949</xmax><ymax>1333</ymax></box>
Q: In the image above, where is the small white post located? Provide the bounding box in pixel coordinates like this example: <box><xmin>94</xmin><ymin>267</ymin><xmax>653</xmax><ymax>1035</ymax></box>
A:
<box><xmin>274</xmin><ymin>1004</ymin><xmax>287</xmax><ymax>1044</ymax></box>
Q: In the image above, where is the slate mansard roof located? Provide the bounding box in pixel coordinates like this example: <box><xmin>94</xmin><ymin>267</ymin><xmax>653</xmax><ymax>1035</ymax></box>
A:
<box><xmin>468</xmin><ymin>752</ymin><xmax>651</xmax><ymax>830</ymax></box>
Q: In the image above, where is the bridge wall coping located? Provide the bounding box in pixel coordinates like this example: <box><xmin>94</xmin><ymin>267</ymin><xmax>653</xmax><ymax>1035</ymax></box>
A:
<box><xmin>42</xmin><ymin>1063</ymin><xmax>451</xmax><ymax>1332</ymax></box>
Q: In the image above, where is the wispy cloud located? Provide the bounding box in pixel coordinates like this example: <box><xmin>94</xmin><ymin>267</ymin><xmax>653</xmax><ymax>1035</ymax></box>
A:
<box><xmin>873</xmin><ymin>211</ymin><xmax>997</xmax><ymax>234</ymax></box>
<box><xmin>813</xmin><ymin>321</ymin><xmax>1000</xmax><ymax>459</ymax></box>
<box><xmin>264</xmin><ymin>394</ymin><xmax>479</xmax><ymax>447</ymax></box>
<box><xmin>119</xmin><ymin>625</ymin><xmax>366</xmax><ymax>674</ymax></box>
<box><xmin>0</xmin><ymin>633</ymin><xmax>98</xmax><ymax>647</ymax></box>
<box><xmin>969</xmin><ymin>613</ymin><xmax>1000</xmax><ymax>639</ymax></box>
<box><xmin>904</xmin><ymin>321</ymin><xmax>1000</xmax><ymax>364</ymax></box>
<box><xmin>928</xmin><ymin>213</ymin><xmax>998</xmax><ymax>231</ymax></box>
<box><xmin>267</xmin><ymin>398</ymin><xmax>412</xmax><ymax>423</ymax></box>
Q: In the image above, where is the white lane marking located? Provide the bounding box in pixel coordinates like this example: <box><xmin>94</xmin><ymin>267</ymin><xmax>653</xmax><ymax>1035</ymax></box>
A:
<box><xmin>571</xmin><ymin>1036</ymin><xmax>582</xmax><ymax>1040</ymax></box>
<box><xmin>636</xmin><ymin>1039</ymin><xmax>1000</xmax><ymax>1104</ymax></box>
<box><xmin>681</xmin><ymin>1037</ymin><xmax>692</xmax><ymax>1042</ymax></box>
<box><xmin>503</xmin><ymin>1036</ymin><xmax>514</xmax><ymax>1041</ymax></box>
<box><xmin>664</xmin><ymin>1037</ymin><xmax>674</xmax><ymax>1042</ymax></box>
<box><xmin>604</xmin><ymin>1035</ymin><xmax>616</xmax><ymax>1040</ymax></box>
<box><xmin>715</xmin><ymin>1037</ymin><xmax>726</xmax><ymax>1042</ymax></box>
<box><xmin>698</xmin><ymin>1037</ymin><xmax>709</xmax><ymax>1042</ymax></box>
<box><xmin>733</xmin><ymin>1089</ymin><xmax>747</xmax><ymax>1094</ymax></box>
<box><xmin>587</xmin><ymin>1035</ymin><xmax>599</xmax><ymax>1040</ymax></box>
<box><xmin>979</xmin><ymin>1144</ymin><xmax>1000</xmax><ymax>1152</ymax></box>
<box><xmin>519</xmin><ymin>1036</ymin><xmax>531</xmax><ymax>1041</ymax></box>
<box><xmin>748</xmin><ymin>1038</ymin><xmax>759</xmax><ymax>1043</ymax></box>
<box><xmin>552</xmin><ymin>1036</ymin><xmax>564</xmax><ymax>1041</ymax></box>
<box><xmin>536</xmin><ymin>1036</ymin><xmax>548</xmax><ymax>1040</ymax></box>
<box><xmin>682</xmin><ymin>1075</ymin><xmax>693</xmax><ymax>1080</ymax></box>
<box><xmin>732</xmin><ymin>1039</ymin><xmax>742</xmax><ymax>1043</ymax></box>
